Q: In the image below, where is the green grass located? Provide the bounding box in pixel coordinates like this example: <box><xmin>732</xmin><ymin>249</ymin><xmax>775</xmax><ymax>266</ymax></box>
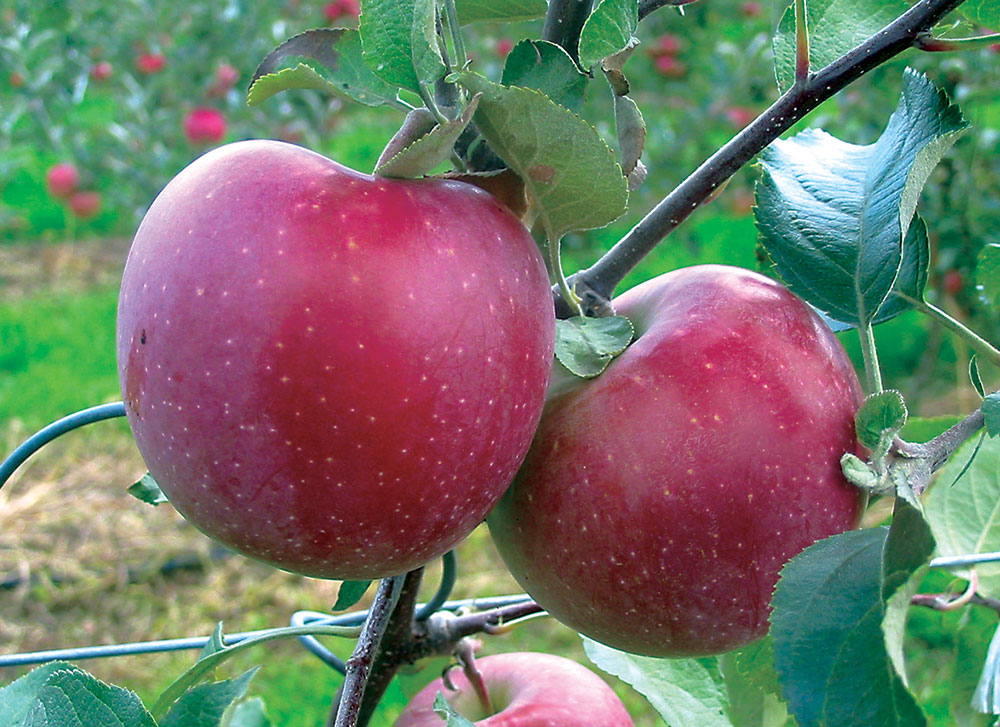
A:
<box><xmin>0</xmin><ymin>284</ymin><xmax>121</xmax><ymax>429</ymax></box>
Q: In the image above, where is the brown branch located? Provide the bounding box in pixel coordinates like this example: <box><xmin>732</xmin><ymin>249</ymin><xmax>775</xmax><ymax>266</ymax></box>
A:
<box><xmin>542</xmin><ymin>0</ymin><xmax>594</xmax><ymax>64</ymax></box>
<box><xmin>559</xmin><ymin>0</ymin><xmax>968</xmax><ymax>316</ymax></box>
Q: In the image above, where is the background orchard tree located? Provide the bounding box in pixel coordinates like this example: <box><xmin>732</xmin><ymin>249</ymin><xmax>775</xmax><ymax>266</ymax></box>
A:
<box><xmin>2</xmin><ymin>0</ymin><xmax>1000</xmax><ymax>726</ymax></box>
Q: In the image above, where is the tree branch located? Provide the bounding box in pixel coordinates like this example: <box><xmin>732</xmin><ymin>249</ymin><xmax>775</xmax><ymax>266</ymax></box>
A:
<box><xmin>542</xmin><ymin>0</ymin><xmax>594</xmax><ymax>64</ymax></box>
<box><xmin>638</xmin><ymin>0</ymin><xmax>702</xmax><ymax>23</ymax></box>
<box><xmin>560</xmin><ymin>0</ymin><xmax>967</xmax><ymax>316</ymax></box>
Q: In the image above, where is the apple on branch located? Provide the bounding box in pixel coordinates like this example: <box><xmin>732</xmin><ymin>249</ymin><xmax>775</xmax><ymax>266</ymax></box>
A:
<box><xmin>116</xmin><ymin>139</ymin><xmax>555</xmax><ymax>580</ymax></box>
<box><xmin>394</xmin><ymin>652</ymin><xmax>634</xmax><ymax>726</ymax></box>
<box><xmin>489</xmin><ymin>265</ymin><xmax>865</xmax><ymax>657</ymax></box>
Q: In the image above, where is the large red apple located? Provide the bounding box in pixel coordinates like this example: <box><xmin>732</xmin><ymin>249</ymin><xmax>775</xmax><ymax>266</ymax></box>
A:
<box><xmin>394</xmin><ymin>652</ymin><xmax>634</xmax><ymax>726</ymax></box>
<box><xmin>489</xmin><ymin>265</ymin><xmax>864</xmax><ymax>657</ymax></box>
<box><xmin>117</xmin><ymin>139</ymin><xmax>554</xmax><ymax>579</ymax></box>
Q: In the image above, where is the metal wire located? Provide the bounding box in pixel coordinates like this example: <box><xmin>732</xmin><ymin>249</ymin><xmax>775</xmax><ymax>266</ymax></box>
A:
<box><xmin>930</xmin><ymin>552</ymin><xmax>1000</xmax><ymax>568</ymax></box>
<box><xmin>0</xmin><ymin>594</ymin><xmax>533</xmax><ymax>670</ymax></box>
<box><xmin>0</xmin><ymin>402</ymin><xmax>127</xmax><ymax>490</ymax></box>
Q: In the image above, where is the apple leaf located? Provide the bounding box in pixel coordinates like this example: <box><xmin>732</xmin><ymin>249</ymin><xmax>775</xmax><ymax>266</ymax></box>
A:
<box><xmin>579</xmin><ymin>0</ymin><xmax>638</xmax><ymax>71</ymax></box>
<box><xmin>770</xmin><ymin>522</ymin><xmax>930</xmax><ymax>727</ymax></box>
<box><xmin>501</xmin><ymin>40</ymin><xmax>588</xmax><ymax>113</ymax></box>
<box><xmin>719</xmin><ymin>652</ymin><xmax>793</xmax><ymax>727</ymax></box>
<box><xmin>882</xmin><ymin>501</ymin><xmax>936</xmax><ymax>690</ymax></box>
<box><xmin>375</xmin><ymin>95</ymin><xmax>480</xmax><ymax>178</ymax></box>
<box><xmin>614</xmin><ymin>93</ymin><xmax>647</xmax><ymax>191</ymax></box>
<box><xmin>333</xmin><ymin>580</ymin><xmax>372</xmax><ymax>611</ymax></box>
<box><xmin>772</xmin><ymin>0</ymin><xmax>910</xmax><ymax>94</ymax></box>
<box><xmin>248</xmin><ymin>29</ymin><xmax>401</xmax><ymax>108</ymax></box>
<box><xmin>432</xmin><ymin>692</ymin><xmax>476</xmax><ymax>726</ymax></box>
<box><xmin>975</xmin><ymin>622</ymin><xmax>1000</xmax><ymax>715</ymax></box>
<box><xmin>961</xmin><ymin>0</ymin><xmax>1000</xmax><ymax>29</ymax></box>
<box><xmin>731</xmin><ymin>637</ymin><xmax>783</xmax><ymax>700</ymax></box>
<box><xmin>953</xmin><ymin>607</ymin><xmax>999</xmax><ymax>726</ymax></box>
<box><xmin>977</xmin><ymin>243</ymin><xmax>1000</xmax><ymax>310</ymax></box>
<box><xmin>971</xmin><ymin>357</ymin><xmax>987</xmax><ymax>398</ymax></box>
<box><xmin>583</xmin><ymin>638</ymin><xmax>735</xmax><ymax>727</ymax></box>
<box><xmin>18</xmin><ymin>665</ymin><xmax>156</xmax><ymax>727</ymax></box>
<box><xmin>454</xmin><ymin>0</ymin><xmax>547</xmax><ymax>24</ymax></box>
<box><xmin>128</xmin><ymin>471</ymin><xmax>168</xmax><ymax>506</ymax></box>
<box><xmin>555</xmin><ymin>315</ymin><xmax>634</xmax><ymax>378</ymax></box>
<box><xmin>756</xmin><ymin>69</ymin><xmax>968</xmax><ymax>327</ymax></box>
<box><xmin>223</xmin><ymin>697</ymin><xmax>272</xmax><ymax>727</ymax></box>
<box><xmin>360</xmin><ymin>0</ymin><xmax>445</xmax><ymax>95</ymax></box>
<box><xmin>453</xmin><ymin>71</ymin><xmax>628</xmax><ymax>240</ymax></box>
<box><xmin>984</xmin><ymin>395</ymin><xmax>1000</xmax><ymax>437</ymax></box>
<box><xmin>200</xmin><ymin>623</ymin><xmax>228</xmax><ymax>660</ymax></box>
<box><xmin>855</xmin><ymin>390</ymin><xmax>908</xmax><ymax>460</ymax></box>
<box><xmin>162</xmin><ymin>669</ymin><xmax>259</xmax><ymax>727</ymax></box>
<box><xmin>926</xmin><ymin>435</ymin><xmax>1000</xmax><ymax>599</ymax></box>
<box><xmin>0</xmin><ymin>662</ymin><xmax>71</xmax><ymax>727</ymax></box>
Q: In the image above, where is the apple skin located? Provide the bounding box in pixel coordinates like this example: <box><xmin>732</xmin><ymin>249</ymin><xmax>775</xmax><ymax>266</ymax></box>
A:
<box><xmin>46</xmin><ymin>163</ymin><xmax>79</xmax><ymax>199</ymax></box>
<box><xmin>394</xmin><ymin>652</ymin><xmax>634</xmax><ymax>726</ymax></box>
<box><xmin>488</xmin><ymin>265</ymin><xmax>864</xmax><ymax>657</ymax></box>
<box><xmin>183</xmin><ymin>107</ymin><xmax>227</xmax><ymax>145</ymax></box>
<box><xmin>117</xmin><ymin>139</ymin><xmax>554</xmax><ymax>579</ymax></box>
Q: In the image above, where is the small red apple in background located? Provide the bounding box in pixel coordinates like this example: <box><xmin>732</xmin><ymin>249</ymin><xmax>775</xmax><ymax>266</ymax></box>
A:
<box><xmin>649</xmin><ymin>34</ymin><xmax>682</xmax><ymax>57</ymax></box>
<box><xmin>68</xmin><ymin>190</ymin><xmax>102</xmax><ymax>219</ymax></box>
<box><xmin>944</xmin><ymin>269</ymin><xmax>964</xmax><ymax>296</ymax></box>
<box><xmin>495</xmin><ymin>38</ymin><xmax>514</xmax><ymax>58</ymax></box>
<box><xmin>323</xmin><ymin>0</ymin><xmax>360</xmax><ymax>23</ymax></box>
<box><xmin>489</xmin><ymin>265</ymin><xmax>864</xmax><ymax>657</ymax></box>
<box><xmin>46</xmin><ymin>163</ymin><xmax>79</xmax><ymax>200</ymax></box>
<box><xmin>740</xmin><ymin>1</ymin><xmax>763</xmax><ymax>17</ymax></box>
<box><xmin>183</xmin><ymin>107</ymin><xmax>227</xmax><ymax>145</ymax></box>
<box><xmin>116</xmin><ymin>139</ymin><xmax>555</xmax><ymax>579</ymax></box>
<box><xmin>394</xmin><ymin>652</ymin><xmax>634</xmax><ymax>726</ymax></box>
<box><xmin>215</xmin><ymin>63</ymin><xmax>239</xmax><ymax>87</ymax></box>
<box><xmin>725</xmin><ymin>106</ymin><xmax>756</xmax><ymax>129</ymax></box>
<box><xmin>136</xmin><ymin>52</ymin><xmax>165</xmax><ymax>74</ymax></box>
<box><xmin>9</xmin><ymin>71</ymin><xmax>24</xmax><ymax>88</ymax></box>
<box><xmin>653</xmin><ymin>55</ymin><xmax>687</xmax><ymax>78</ymax></box>
<box><xmin>90</xmin><ymin>61</ymin><xmax>113</xmax><ymax>81</ymax></box>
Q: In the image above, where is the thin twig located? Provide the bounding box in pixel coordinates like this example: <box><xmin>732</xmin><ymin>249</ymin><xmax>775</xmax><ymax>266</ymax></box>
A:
<box><xmin>559</xmin><ymin>0</ymin><xmax>967</xmax><ymax>315</ymax></box>
<box><xmin>542</xmin><ymin>0</ymin><xmax>594</xmax><ymax>63</ymax></box>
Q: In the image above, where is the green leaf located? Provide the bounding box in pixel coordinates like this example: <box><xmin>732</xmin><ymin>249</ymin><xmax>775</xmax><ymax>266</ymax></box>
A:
<box><xmin>974</xmin><ymin>622</ymin><xmax>1000</xmax><ymax>714</ymax></box>
<box><xmin>770</xmin><ymin>527</ymin><xmax>929</xmax><ymax>727</ymax></box>
<box><xmin>773</xmin><ymin>0</ymin><xmax>910</xmax><ymax>93</ymax></box>
<box><xmin>455</xmin><ymin>0</ymin><xmax>547</xmax><ymax>24</ymax></box>
<box><xmin>500</xmin><ymin>40</ymin><xmax>588</xmax><ymax>113</ymax></box>
<box><xmin>961</xmin><ymin>0</ymin><xmax>1000</xmax><ymax>30</ymax></box>
<box><xmin>732</xmin><ymin>637</ymin><xmax>783</xmax><ymax>699</ymax></box>
<box><xmin>432</xmin><ymin>692</ymin><xmax>476</xmax><ymax>726</ymax></box>
<box><xmin>952</xmin><ymin>607</ymin><xmax>997</xmax><ymax>726</ymax></box>
<box><xmin>882</xmin><ymin>501</ymin><xmax>936</xmax><ymax>689</ymax></box>
<box><xmin>856</xmin><ymin>390</ymin><xmax>908</xmax><ymax>459</ymax></box>
<box><xmin>20</xmin><ymin>666</ymin><xmax>157</xmax><ymax>727</ymax></box>
<box><xmin>127</xmin><ymin>472</ymin><xmax>168</xmax><ymax>506</ymax></box>
<box><xmin>984</xmin><ymin>394</ymin><xmax>1000</xmax><ymax>437</ymax></box>
<box><xmin>0</xmin><ymin>662</ymin><xmax>71</xmax><ymax>727</ymax></box>
<box><xmin>871</xmin><ymin>215</ymin><xmax>930</xmax><ymax>325</ymax></box>
<box><xmin>248</xmin><ymin>29</ymin><xmax>401</xmax><ymax>108</ymax></box>
<box><xmin>970</xmin><ymin>357</ymin><xmax>986</xmax><ymax>398</ymax></box>
<box><xmin>360</xmin><ymin>0</ymin><xmax>445</xmax><ymax>95</ymax></box>
<box><xmin>583</xmin><ymin>637</ymin><xmax>735</xmax><ymax>727</ymax></box>
<box><xmin>614</xmin><ymin>93</ymin><xmax>647</xmax><ymax>190</ymax></box>
<box><xmin>375</xmin><ymin>96</ymin><xmax>479</xmax><ymax>177</ymax></box>
<box><xmin>200</xmin><ymin>622</ymin><xmax>228</xmax><ymax>660</ymax></box>
<box><xmin>333</xmin><ymin>580</ymin><xmax>372</xmax><ymax>611</ymax></box>
<box><xmin>224</xmin><ymin>697</ymin><xmax>272</xmax><ymax>727</ymax></box>
<box><xmin>454</xmin><ymin>71</ymin><xmax>628</xmax><ymax>239</ymax></box>
<box><xmin>926</xmin><ymin>435</ymin><xmax>1000</xmax><ymax>598</ymax></box>
<box><xmin>162</xmin><ymin>669</ymin><xmax>259</xmax><ymax>727</ymax></box>
<box><xmin>555</xmin><ymin>315</ymin><xmax>634</xmax><ymax>378</ymax></box>
<box><xmin>978</xmin><ymin>243</ymin><xmax>1000</xmax><ymax>309</ymax></box>
<box><xmin>719</xmin><ymin>651</ymin><xmax>793</xmax><ymax>727</ymax></box>
<box><xmin>756</xmin><ymin>69</ymin><xmax>968</xmax><ymax>327</ymax></box>
<box><xmin>579</xmin><ymin>0</ymin><xmax>638</xmax><ymax>70</ymax></box>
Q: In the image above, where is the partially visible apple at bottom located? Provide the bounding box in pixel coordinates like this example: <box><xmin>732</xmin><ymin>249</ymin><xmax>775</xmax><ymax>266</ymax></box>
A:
<box><xmin>394</xmin><ymin>652</ymin><xmax>634</xmax><ymax>726</ymax></box>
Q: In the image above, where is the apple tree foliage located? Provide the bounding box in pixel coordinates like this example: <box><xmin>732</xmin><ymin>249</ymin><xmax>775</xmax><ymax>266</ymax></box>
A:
<box><xmin>4</xmin><ymin>0</ymin><xmax>1000</xmax><ymax>725</ymax></box>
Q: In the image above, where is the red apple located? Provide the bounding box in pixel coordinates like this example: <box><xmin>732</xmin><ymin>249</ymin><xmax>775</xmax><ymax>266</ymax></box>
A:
<box><xmin>653</xmin><ymin>55</ymin><xmax>686</xmax><ymax>78</ymax></box>
<box><xmin>116</xmin><ymin>139</ymin><xmax>555</xmax><ymax>579</ymax></box>
<box><xmin>9</xmin><ymin>71</ymin><xmax>24</xmax><ymax>88</ymax></box>
<box><xmin>495</xmin><ymin>38</ymin><xmax>514</xmax><ymax>58</ymax></box>
<box><xmin>724</xmin><ymin>106</ymin><xmax>755</xmax><ymax>129</ymax></box>
<box><xmin>215</xmin><ymin>63</ymin><xmax>239</xmax><ymax>87</ymax></box>
<box><xmin>394</xmin><ymin>652</ymin><xmax>634</xmax><ymax>726</ymax></box>
<box><xmin>323</xmin><ymin>0</ymin><xmax>360</xmax><ymax>22</ymax></box>
<box><xmin>90</xmin><ymin>61</ymin><xmax>113</xmax><ymax>81</ymax></box>
<box><xmin>944</xmin><ymin>269</ymin><xmax>963</xmax><ymax>296</ymax></box>
<box><xmin>489</xmin><ymin>265</ymin><xmax>864</xmax><ymax>657</ymax></box>
<box><xmin>183</xmin><ymin>107</ymin><xmax>227</xmax><ymax>145</ymax></box>
<box><xmin>68</xmin><ymin>190</ymin><xmax>102</xmax><ymax>219</ymax></box>
<box><xmin>649</xmin><ymin>34</ymin><xmax>682</xmax><ymax>57</ymax></box>
<box><xmin>136</xmin><ymin>52</ymin><xmax>165</xmax><ymax>74</ymax></box>
<box><xmin>46</xmin><ymin>163</ymin><xmax>79</xmax><ymax>199</ymax></box>
<box><xmin>739</xmin><ymin>1</ymin><xmax>763</xmax><ymax>17</ymax></box>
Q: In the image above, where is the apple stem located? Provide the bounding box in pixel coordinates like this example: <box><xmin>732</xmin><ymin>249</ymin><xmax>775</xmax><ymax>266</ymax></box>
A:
<box><xmin>548</xmin><ymin>233</ymin><xmax>584</xmax><ymax>317</ymax></box>
<box><xmin>332</xmin><ymin>575</ymin><xmax>406</xmax><ymax>727</ymax></box>
<box><xmin>857</xmin><ymin>322</ymin><xmax>884</xmax><ymax>394</ymax></box>
<box><xmin>553</xmin><ymin>0</ymin><xmax>966</xmax><ymax>315</ymax></box>
<box><xmin>793</xmin><ymin>0</ymin><xmax>810</xmax><ymax>85</ymax></box>
<box><xmin>456</xmin><ymin>639</ymin><xmax>495</xmax><ymax>715</ymax></box>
